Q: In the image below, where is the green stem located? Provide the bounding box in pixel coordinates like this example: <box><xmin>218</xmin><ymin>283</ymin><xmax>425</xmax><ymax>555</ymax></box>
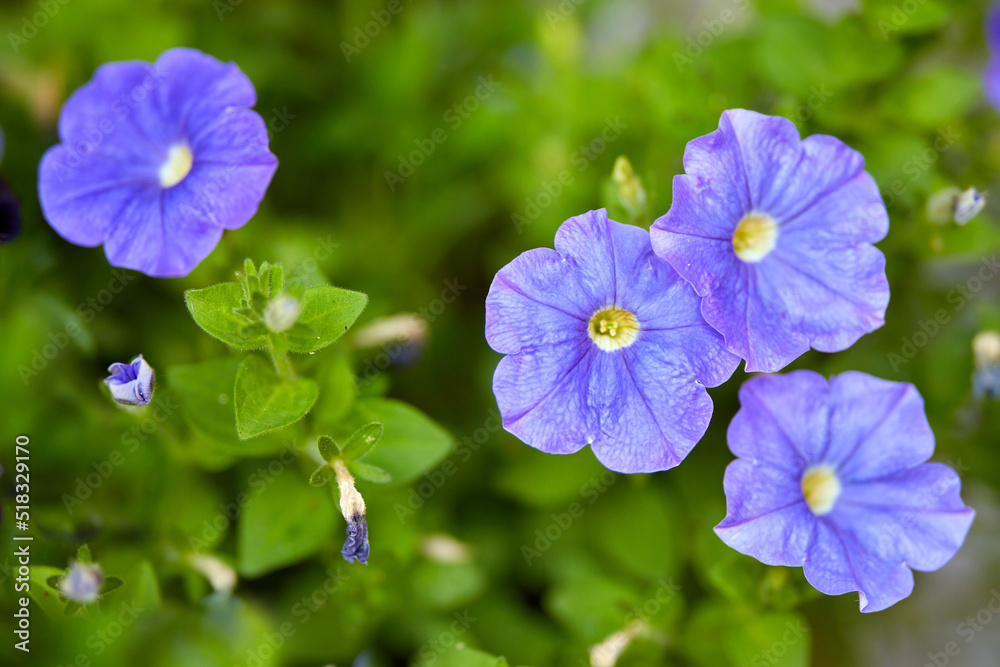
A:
<box><xmin>268</xmin><ymin>333</ymin><xmax>293</xmax><ymax>379</ymax></box>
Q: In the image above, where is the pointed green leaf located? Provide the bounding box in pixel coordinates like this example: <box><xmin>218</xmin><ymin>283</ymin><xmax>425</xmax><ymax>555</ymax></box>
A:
<box><xmin>269</xmin><ymin>263</ymin><xmax>284</xmax><ymax>296</ymax></box>
<box><xmin>243</xmin><ymin>258</ymin><xmax>257</xmax><ymax>278</ymax></box>
<box><xmin>101</xmin><ymin>576</ymin><xmax>124</xmax><ymax>594</ymax></box>
<box><xmin>285</xmin><ymin>285</ymin><xmax>368</xmax><ymax>353</ymax></box>
<box><xmin>235</xmin><ymin>355</ymin><xmax>319</xmax><ymax>439</ymax></box>
<box><xmin>76</xmin><ymin>544</ymin><xmax>92</xmax><ymax>563</ymax></box>
<box><xmin>317</xmin><ymin>435</ymin><xmax>339</xmax><ymax>461</ymax></box>
<box><xmin>341</xmin><ymin>398</ymin><xmax>451</xmax><ymax>485</ymax></box>
<box><xmin>309</xmin><ymin>465</ymin><xmax>334</xmax><ymax>486</ymax></box>
<box><xmin>237</xmin><ymin>467</ymin><xmax>335</xmax><ymax>577</ymax></box>
<box><xmin>340</xmin><ymin>422</ymin><xmax>383</xmax><ymax>461</ymax></box>
<box><xmin>185</xmin><ymin>283</ymin><xmax>268</xmax><ymax>350</ymax></box>
<box><xmin>348</xmin><ymin>460</ymin><xmax>392</xmax><ymax>484</ymax></box>
<box><xmin>46</xmin><ymin>574</ymin><xmax>63</xmax><ymax>590</ymax></box>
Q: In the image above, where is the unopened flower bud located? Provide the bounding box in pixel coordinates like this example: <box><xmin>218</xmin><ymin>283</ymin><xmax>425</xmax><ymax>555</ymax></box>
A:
<box><xmin>612</xmin><ymin>156</ymin><xmax>647</xmax><ymax>220</ymax></box>
<box><xmin>104</xmin><ymin>355</ymin><xmax>155</xmax><ymax>406</ymax></box>
<box><xmin>590</xmin><ymin>622</ymin><xmax>645</xmax><ymax>667</ymax></box>
<box><xmin>187</xmin><ymin>553</ymin><xmax>237</xmax><ymax>595</ymax></box>
<box><xmin>334</xmin><ymin>460</ymin><xmax>369</xmax><ymax>564</ymax></box>
<box><xmin>60</xmin><ymin>561</ymin><xmax>103</xmax><ymax>603</ymax></box>
<box><xmin>973</xmin><ymin>330</ymin><xmax>1000</xmax><ymax>399</ymax></box>
<box><xmin>927</xmin><ymin>187</ymin><xmax>986</xmax><ymax>225</ymax></box>
<box><xmin>263</xmin><ymin>295</ymin><xmax>301</xmax><ymax>333</ymax></box>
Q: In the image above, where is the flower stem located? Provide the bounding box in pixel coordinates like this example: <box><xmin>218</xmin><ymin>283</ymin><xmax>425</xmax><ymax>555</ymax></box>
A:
<box><xmin>267</xmin><ymin>333</ymin><xmax>293</xmax><ymax>379</ymax></box>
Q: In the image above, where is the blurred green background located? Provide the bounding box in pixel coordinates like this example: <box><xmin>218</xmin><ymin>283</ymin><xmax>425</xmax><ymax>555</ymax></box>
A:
<box><xmin>3</xmin><ymin>0</ymin><xmax>1000</xmax><ymax>665</ymax></box>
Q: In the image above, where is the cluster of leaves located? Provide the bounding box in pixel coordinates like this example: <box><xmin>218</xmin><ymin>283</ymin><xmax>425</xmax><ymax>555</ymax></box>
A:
<box><xmin>184</xmin><ymin>259</ymin><xmax>367</xmax><ymax>439</ymax></box>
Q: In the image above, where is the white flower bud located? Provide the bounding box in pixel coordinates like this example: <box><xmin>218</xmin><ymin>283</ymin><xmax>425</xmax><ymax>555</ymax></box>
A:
<box><xmin>263</xmin><ymin>295</ymin><xmax>301</xmax><ymax>333</ymax></box>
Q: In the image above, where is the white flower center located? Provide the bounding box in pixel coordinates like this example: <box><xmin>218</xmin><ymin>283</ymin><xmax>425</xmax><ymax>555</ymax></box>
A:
<box><xmin>732</xmin><ymin>212</ymin><xmax>778</xmax><ymax>262</ymax></box>
<box><xmin>159</xmin><ymin>143</ymin><xmax>193</xmax><ymax>188</ymax></box>
<box><xmin>801</xmin><ymin>464</ymin><xmax>841</xmax><ymax>516</ymax></box>
<box><xmin>588</xmin><ymin>307</ymin><xmax>640</xmax><ymax>352</ymax></box>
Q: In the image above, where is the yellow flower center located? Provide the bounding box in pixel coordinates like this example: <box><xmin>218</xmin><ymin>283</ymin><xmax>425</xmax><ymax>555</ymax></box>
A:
<box><xmin>732</xmin><ymin>212</ymin><xmax>778</xmax><ymax>262</ymax></box>
<box><xmin>588</xmin><ymin>308</ymin><xmax>639</xmax><ymax>352</ymax></box>
<box><xmin>801</xmin><ymin>464</ymin><xmax>841</xmax><ymax>516</ymax></box>
<box><xmin>159</xmin><ymin>143</ymin><xmax>193</xmax><ymax>188</ymax></box>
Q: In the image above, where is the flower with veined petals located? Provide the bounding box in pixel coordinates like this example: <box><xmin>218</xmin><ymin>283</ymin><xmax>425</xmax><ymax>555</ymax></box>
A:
<box><xmin>651</xmin><ymin>109</ymin><xmax>889</xmax><ymax>372</ymax></box>
<box><xmin>716</xmin><ymin>370</ymin><xmax>974</xmax><ymax>613</ymax></box>
<box><xmin>38</xmin><ymin>47</ymin><xmax>277</xmax><ymax>278</ymax></box>
<box><xmin>485</xmin><ymin>209</ymin><xmax>739</xmax><ymax>473</ymax></box>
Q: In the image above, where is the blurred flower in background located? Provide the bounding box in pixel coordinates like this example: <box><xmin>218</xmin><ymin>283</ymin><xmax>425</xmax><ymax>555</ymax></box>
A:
<box><xmin>37</xmin><ymin>47</ymin><xmax>277</xmax><ymax>277</ymax></box>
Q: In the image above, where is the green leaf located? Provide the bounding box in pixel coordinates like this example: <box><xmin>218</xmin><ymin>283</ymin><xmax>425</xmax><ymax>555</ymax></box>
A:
<box><xmin>285</xmin><ymin>285</ymin><xmax>368</xmax><ymax>353</ymax></box>
<box><xmin>185</xmin><ymin>282</ymin><xmax>268</xmax><ymax>350</ymax></box>
<box><xmin>312</xmin><ymin>351</ymin><xmax>358</xmax><ymax>433</ymax></box>
<box><xmin>435</xmin><ymin>646</ymin><xmax>510</xmax><ymax>667</ymax></box>
<box><xmin>32</xmin><ymin>567</ymin><xmax>68</xmax><ymax>617</ymax></box>
<box><xmin>101</xmin><ymin>576</ymin><xmax>124</xmax><ymax>594</ymax></box>
<box><xmin>340</xmin><ymin>422</ymin><xmax>383</xmax><ymax>461</ymax></box>
<box><xmin>237</xmin><ymin>467</ymin><xmax>336</xmax><ymax>577</ymax></box>
<box><xmin>348</xmin><ymin>460</ymin><xmax>392</xmax><ymax>484</ymax></box>
<box><xmin>317</xmin><ymin>435</ymin><xmax>339</xmax><ymax>461</ymax></box>
<box><xmin>309</xmin><ymin>465</ymin><xmax>334</xmax><ymax>486</ymax></box>
<box><xmin>76</xmin><ymin>544</ymin><xmax>92</xmax><ymax>563</ymax></box>
<box><xmin>64</xmin><ymin>601</ymin><xmax>82</xmax><ymax>616</ymax></box>
<box><xmin>342</xmin><ymin>398</ymin><xmax>452</xmax><ymax>485</ymax></box>
<box><xmin>168</xmin><ymin>358</ymin><xmax>241</xmax><ymax>444</ymax></box>
<box><xmin>269</xmin><ymin>263</ymin><xmax>284</xmax><ymax>296</ymax></box>
<box><xmin>234</xmin><ymin>355</ymin><xmax>319</xmax><ymax>440</ymax></box>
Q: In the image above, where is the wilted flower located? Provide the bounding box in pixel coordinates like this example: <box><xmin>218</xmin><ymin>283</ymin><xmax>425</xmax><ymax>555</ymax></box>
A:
<box><xmin>716</xmin><ymin>370</ymin><xmax>974</xmax><ymax>612</ymax></box>
<box><xmin>104</xmin><ymin>355</ymin><xmax>155</xmax><ymax>406</ymax></box>
<box><xmin>486</xmin><ymin>209</ymin><xmax>739</xmax><ymax>473</ymax></box>
<box><xmin>38</xmin><ymin>47</ymin><xmax>277</xmax><ymax>278</ymax></box>
<box><xmin>651</xmin><ymin>109</ymin><xmax>889</xmax><ymax>372</ymax></box>
<box><xmin>60</xmin><ymin>561</ymin><xmax>103</xmax><ymax>604</ymax></box>
<box><xmin>334</xmin><ymin>460</ymin><xmax>369</xmax><ymax>564</ymax></box>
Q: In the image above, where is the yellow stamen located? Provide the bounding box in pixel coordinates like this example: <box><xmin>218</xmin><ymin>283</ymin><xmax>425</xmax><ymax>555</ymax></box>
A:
<box><xmin>801</xmin><ymin>464</ymin><xmax>841</xmax><ymax>516</ymax></box>
<box><xmin>733</xmin><ymin>212</ymin><xmax>778</xmax><ymax>262</ymax></box>
<box><xmin>159</xmin><ymin>143</ymin><xmax>193</xmax><ymax>188</ymax></box>
<box><xmin>588</xmin><ymin>307</ymin><xmax>639</xmax><ymax>352</ymax></box>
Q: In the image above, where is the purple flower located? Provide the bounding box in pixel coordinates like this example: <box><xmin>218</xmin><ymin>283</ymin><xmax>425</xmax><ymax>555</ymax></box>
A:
<box><xmin>715</xmin><ymin>370</ymin><xmax>974</xmax><ymax>612</ymax></box>
<box><xmin>485</xmin><ymin>209</ymin><xmax>739</xmax><ymax>473</ymax></box>
<box><xmin>986</xmin><ymin>3</ymin><xmax>1000</xmax><ymax>109</ymax></box>
<box><xmin>650</xmin><ymin>109</ymin><xmax>889</xmax><ymax>372</ymax></box>
<box><xmin>38</xmin><ymin>47</ymin><xmax>277</xmax><ymax>278</ymax></box>
<box><xmin>104</xmin><ymin>355</ymin><xmax>155</xmax><ymax>406</ymax></box>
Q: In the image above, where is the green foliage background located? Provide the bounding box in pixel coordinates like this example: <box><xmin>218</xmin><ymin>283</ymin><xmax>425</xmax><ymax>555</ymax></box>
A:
<box><xmin>2</xmin><ymin>0</ymin><xmax>1000</xmax><ymax>665</ymax></box>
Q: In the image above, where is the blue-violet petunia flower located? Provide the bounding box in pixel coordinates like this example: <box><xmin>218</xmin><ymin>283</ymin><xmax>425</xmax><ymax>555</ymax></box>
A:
<box><xmin>485</xmin><ymin>209</ymin><xmax>740</xmax><ymax>473</ymax></box>
<box><xmin>60</xmin><ymin>561</ymin><xmax>104</xmax><ymax>604</ymax></box>
<box><xmin>104</xmin><ymin>355</ymin><xmax>155</xmax><ymax>406</ymax></box>
<box><xmin>38</xmin><ymin>47</ymin><xmax>278</xmax><ymax>278</ymax></box>
<box><xmin>715</xmin><ymin>370</ymin><xmax>974</xmax><ymax>612</ymax></box>
<box><xmin>650</xmin><ymin>109</ymin><xmax>889</xmax><ymax>373</ymax></box>
<box><xmin>334</xmin><ymin>460</ymin><xmax>369</xmax><ymax>564</ymax></box>
<box><xmin>986</xmin><ymin>3</ymin><xmax>1000</xmax><ymax>109</ymax></box>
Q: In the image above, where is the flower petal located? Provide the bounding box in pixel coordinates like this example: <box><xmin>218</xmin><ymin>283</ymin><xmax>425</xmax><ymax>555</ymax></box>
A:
<box><xmin>714</xmin><ymin>458</ymin><xmax>813</xmax><ymax>567</ymax></box>
<box><xmin>728</xmin><ymin>370</ymin><xmax>831</xmax><ymax>470</ymax></box>
<box><xmin>102</xmin><ymin>187</ymin><xmax>224</xmax><ymax>278</ymax></box>
<box><xmin>492</xmin><ymin>338</ymin><xmax>595</xmax><ymax>456</ymax></box>
<box><xmin>834</xmin><ymin>463</ymin><xmax>974</xmax><ymax>572</ymax></box>
<box><xmin>485</xmin><ymin>248</ymin><xmax>589</xmax><ymax>356</ymax></box>
<box><xmin>586</xmin><ymin>339</ymin><xmax>716</xmax><ymax>472</ymax></box>
<box><xmin>803</xmin><ymin>519</ymin><xmax>915</xmax><ymax>613</ymax></box>
<box><xmin>822</xmin><ymin>372</ymin><xmax>934</xmax><ymax>481</ymax></box>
